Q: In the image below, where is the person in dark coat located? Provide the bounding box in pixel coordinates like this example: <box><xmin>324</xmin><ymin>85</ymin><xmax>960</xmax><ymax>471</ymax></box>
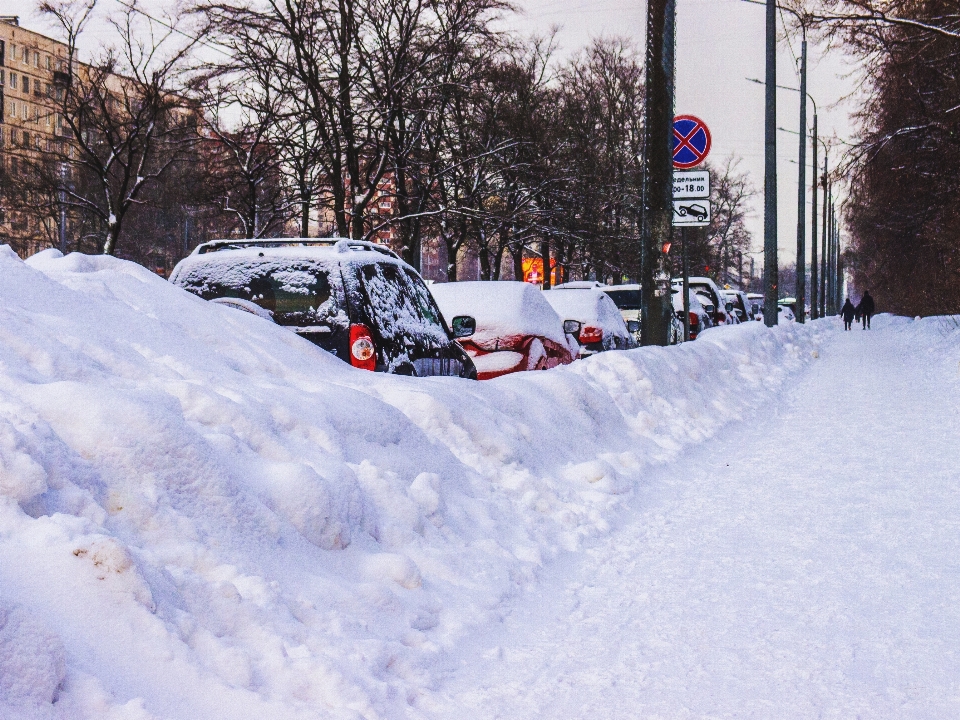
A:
<box><xmin>857</xmin><ymin>291</ymin><xmax>875</xmax><ymax>329</ymax></box>
<box><xmin>841</xmin><ymin>298</ymin><xmax>856</xmax><ymax>330</ymax></box>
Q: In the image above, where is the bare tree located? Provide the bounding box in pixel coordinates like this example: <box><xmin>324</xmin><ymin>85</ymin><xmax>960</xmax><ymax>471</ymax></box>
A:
<box><xmin>39</xmin><ymin>0</ymin><xmax>198</xmax><ymax>255</ymax></box>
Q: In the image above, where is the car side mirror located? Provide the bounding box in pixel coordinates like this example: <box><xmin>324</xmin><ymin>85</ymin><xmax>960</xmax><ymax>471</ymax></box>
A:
<box><xmin>451</xmin><ymin>315</ymin><xmax>476</xmax><ymax>339</ymax></box>
<box><xmin>626</xmin><ymin>320</ymin><xmax>640</xmax><ymax>334</ymax></box>
<box><xmin>725</xmin><ymin>301</ymin><xmax>734</xmax><ymax>313</ymax></box>
<box><xmin>563</xmin><ymin>319</ymin><xmax>582</xmax><ymax>338</ymax></box>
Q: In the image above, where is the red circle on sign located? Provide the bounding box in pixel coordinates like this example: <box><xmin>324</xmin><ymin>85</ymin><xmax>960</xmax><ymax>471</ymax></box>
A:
<box><xmin>672</xmin><ymin>115</ymin><xmax>712</xmax><ymax>169</ymax></box>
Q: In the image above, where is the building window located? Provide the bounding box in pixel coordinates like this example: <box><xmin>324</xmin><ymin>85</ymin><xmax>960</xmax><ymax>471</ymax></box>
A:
<box><xmin>46</xmin><ymin>55</ymin><xmax>51</xmax><ymax>70</ymax></box>
<box><xmin>22</xmin><ymin>76</ymin><xmax>28</xmax><ymax>94</ymax></box>
<box><xmin>9</xmin><ymin>73</ymin><xmax>16</xmax><ymax>90</ymax></box>
<box><xmin>34</xmin><ymin>51</ymin><xmax>40</xmax><ymax>68</ymax></box>
<box><xmin>9</xmin><ymin>100</ymin><xmax>15</xmax><ymax>118</ymax></box>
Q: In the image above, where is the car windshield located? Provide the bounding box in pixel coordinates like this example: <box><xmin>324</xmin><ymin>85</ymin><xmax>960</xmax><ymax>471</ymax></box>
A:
<box><xmin>175</xmin><ymin>257</ymin><xmax>339</xmax><ymax>327</ymax></box>
<box><xmin>604</xmin><ymin>289</ymin><xmax>641</xmax><ymax>310</ymax></box>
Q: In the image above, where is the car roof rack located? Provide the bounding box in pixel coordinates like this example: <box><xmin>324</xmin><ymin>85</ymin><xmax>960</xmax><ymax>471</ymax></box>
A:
<box><xmin>195</xmin><ymin>237</ymin><xmax>401</xmax><ymax>261</ymax></box>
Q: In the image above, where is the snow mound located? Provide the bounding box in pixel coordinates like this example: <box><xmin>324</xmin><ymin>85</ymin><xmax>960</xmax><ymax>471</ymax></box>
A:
<box><xmin>430</xmin><ymin>281</ymin><xmax>568</xmax><ymax>347</ymax></box>
<box><xmin>0</xmin><ymin>249</ymin><xmax>835</xmax><ymax>719</ymax></box>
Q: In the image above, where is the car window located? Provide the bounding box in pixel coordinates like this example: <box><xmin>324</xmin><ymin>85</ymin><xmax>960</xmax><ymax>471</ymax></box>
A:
<box><xmin>604</xmin><ymin>289</ymin><xmax>641</xmax><ymax>310</ymax></box>
<box><xmin>358</xmin><ymin>262</ymin><xmax>448</xmax><ymax>345</ymax></box>
<box><xmin>176</xmin><ymin>258</ymin><xmax>343</xmax><ymax>327</ymax></box>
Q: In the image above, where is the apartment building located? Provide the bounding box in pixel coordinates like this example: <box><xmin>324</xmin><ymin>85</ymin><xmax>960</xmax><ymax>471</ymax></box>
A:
<box><xmin>0</xmin><ymin>16</ymin><xmax>72</xmax><ymax>256</ymax></box>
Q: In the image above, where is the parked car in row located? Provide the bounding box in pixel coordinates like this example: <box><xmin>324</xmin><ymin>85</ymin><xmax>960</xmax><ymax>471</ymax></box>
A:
<box><xmin>723</xmin><ymin>289</ymin><xmax>753</xmax><ymax>323</ymax></box>
<box><xmin>673</xmin><ymin>276</ymin><xmax>738</xmax><ymax>326</ymax></box>
<box><xmin>545</xmin><ymin>283</ymin><xmax>637</xmax><ymax>357</ymax></box>
<box><xmin>601</xmin><ymin>283</ymin><xmax>688</xmax><ymax>345</ymax></box>
<box><xmin>169</xmin><ymin>238</ymin><xmax>478</xmax><ymax>379</ymax></box>
<box><xmin>601</xmin><ymin>283</ymin><xmax>642</xmax><ymax>343</ymax></box>
<box><xmin>673</xmin><ymin>287</ymin><xmax>713</xmax><ymax>340</ymax></box>
<box><xmin>429</xmin><ymin>281</ymin><xmax>577</xmax><ymax>380</ymax></box>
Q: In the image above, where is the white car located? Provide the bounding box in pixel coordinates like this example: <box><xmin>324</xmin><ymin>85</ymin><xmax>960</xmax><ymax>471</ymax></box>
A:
<box><xmin>543</xmin><ymin>286</ymin><xmax>636</xmax><ymax>356</ymax></box>
<box><xmin>778</xmin><ymin>305</ymin><xmax>797</xmax><ymax>322</ymax></box>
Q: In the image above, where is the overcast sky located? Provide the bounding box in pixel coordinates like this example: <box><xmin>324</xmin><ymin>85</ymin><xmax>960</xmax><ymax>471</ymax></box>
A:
<box><xmin>7</xmin><ymin>0</ymin><xmax>863</xmax><ymax>263</ymax></box>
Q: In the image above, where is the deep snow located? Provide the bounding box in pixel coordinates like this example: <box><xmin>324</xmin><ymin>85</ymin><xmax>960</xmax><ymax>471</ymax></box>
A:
<box><xmin>2</xmin><ymin>247</ymin><xmax>953</xmax><ymax>719</ymax></box>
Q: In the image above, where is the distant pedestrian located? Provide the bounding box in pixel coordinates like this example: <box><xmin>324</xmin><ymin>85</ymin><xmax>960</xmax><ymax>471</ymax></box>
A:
<box><xmin>841</xmin><ymin>298</ymin><xmax>856</xmax><ymax>330</ymax></box>
<box><xmin>857</xmin><ymin>291</ymin><xmax>875</xmax><ymax>329</ymax></box>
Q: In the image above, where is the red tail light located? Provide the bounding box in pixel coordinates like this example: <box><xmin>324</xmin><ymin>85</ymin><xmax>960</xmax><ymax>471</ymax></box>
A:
<box><xmin>349</xmin><ymin>324</ymin><xmax>377</xmax><ymax>371</ymax></box>
<box><xmin>579</xmin><ymin>325</ymin><xmax>603</xmax><ymax>344</ymax></box>
<box><xmin>688</xmin><ymin>311</ymin><xmax>698</xmax><ymax>328</ymax></box>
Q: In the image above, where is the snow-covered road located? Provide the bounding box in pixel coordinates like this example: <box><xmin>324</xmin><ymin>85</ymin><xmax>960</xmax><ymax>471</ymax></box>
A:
<box><xmin>427</xmin><ymin>319</ymin><xmax>960</xmax><ymax>718</ymax></box>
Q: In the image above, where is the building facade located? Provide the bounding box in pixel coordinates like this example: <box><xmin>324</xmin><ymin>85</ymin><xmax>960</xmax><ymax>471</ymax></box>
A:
<box><xmin>0</xmin><ymin>16</ymin><xmax>73</xmax><ymax>256</ymax></box>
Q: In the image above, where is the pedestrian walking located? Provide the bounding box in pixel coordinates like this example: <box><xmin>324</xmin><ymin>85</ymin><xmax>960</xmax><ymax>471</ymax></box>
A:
<box><xmin>841</xmin><ymin>298</ymin><xmax>856</xmax><ymax>331</ymax></box>
<box><xmin>857</xmin><ymin>291</ymin><xmax>875</xmax><ymax>329</ymax></box>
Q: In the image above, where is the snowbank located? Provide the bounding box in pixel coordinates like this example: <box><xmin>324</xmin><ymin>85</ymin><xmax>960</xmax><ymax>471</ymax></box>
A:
<box><xmin>0</xmin><ymin>248</ymin><xmax>834</xmax><ymax>719</ymax></box>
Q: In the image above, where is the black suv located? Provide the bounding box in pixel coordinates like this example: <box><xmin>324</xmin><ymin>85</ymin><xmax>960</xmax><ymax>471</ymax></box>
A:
<box><xmin>169</xmin><ymin>238</ymin><xmax>477</xmax><ymax>379</ymax></box>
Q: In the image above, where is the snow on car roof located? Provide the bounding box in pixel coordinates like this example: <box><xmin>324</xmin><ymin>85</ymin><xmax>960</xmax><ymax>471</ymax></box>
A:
<box><xmin>542</xmin><ymin>287</ymin><xmax>628</xmax><ymax>336</ymax></box>
<box><xmin>430</xmin><ymin>281</ymin><xmax>567</xmax><ymax>346</ymax></box>
<box><xmin>169</xmin><ymin>243</ymin><xmax>411</xmax><ymax>287</ymax></box>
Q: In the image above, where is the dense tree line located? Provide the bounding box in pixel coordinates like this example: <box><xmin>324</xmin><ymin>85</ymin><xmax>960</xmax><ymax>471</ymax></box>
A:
<box><xmin>5</xmin><ymin>0</ymin><xmax>755</xmax><ymax>286</ymax></box>
<box><xmin>811</xmin><ymin>0</ymin><xmax>960</xmax><ymax>315</ymax></box>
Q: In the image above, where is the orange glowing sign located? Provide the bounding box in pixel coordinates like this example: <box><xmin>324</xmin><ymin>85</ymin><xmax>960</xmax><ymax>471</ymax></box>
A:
<box><xmin>522</xmin><ymin>257</ymin><xmax>558</xmax><ymax>285</ymax></box>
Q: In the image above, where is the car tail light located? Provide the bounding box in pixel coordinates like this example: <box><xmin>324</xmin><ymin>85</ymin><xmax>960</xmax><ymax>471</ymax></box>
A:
<box><xmin>349</xmin><ymin>324</ymin><xmax>376</xmax><ymax>371</ymax></box>
<box><xmin>688</xmin><ymin>311</ymin><xmax>698</xmax><ymax>328</ymax></box>
<box><xmin>579</xmin><ymin>325</ymin><xmax>603</xmax><ymax>344</ymax></box>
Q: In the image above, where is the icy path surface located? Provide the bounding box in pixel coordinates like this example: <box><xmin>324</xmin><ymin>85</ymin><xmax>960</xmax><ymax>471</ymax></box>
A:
<box><xmin>426</xmin><ymin>320</ymin><xmax>960</xmax><ymax>718</ymax></box>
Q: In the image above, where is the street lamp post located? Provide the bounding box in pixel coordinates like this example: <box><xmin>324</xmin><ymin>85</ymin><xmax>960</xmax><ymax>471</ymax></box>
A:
<box><xmin>820</xmin><ymin>152</ymin><xmax>829</xmax><ymax>318</ymax></box>
<box><xmin>810</xmin><ymin>114</ymin><xmax>819</xmax><ymax>319</ymax></box>
<box><xmin>795</xmin><ymin>31</ymin><xmax>807</xmax><ymax>323</ymax></box>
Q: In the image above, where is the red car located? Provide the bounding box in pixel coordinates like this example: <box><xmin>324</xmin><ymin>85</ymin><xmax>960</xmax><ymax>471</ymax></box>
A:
<box><xmin>430</xmin><ymin>281</ymin><xmax>577</xmax><ymax>380</ymax></box>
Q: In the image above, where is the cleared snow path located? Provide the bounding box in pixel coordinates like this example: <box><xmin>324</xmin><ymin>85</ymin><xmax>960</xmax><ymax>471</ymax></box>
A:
<box><xmin>425</xmin><ymin>318</ymin><xmax>960</xmax><ymax>718</ymax></box>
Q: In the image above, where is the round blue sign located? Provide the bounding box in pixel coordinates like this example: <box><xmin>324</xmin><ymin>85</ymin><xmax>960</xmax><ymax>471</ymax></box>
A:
<box><xmin>672</xmin><ymin>115</ymin><xmax>712</xmax><ymax>169</ymax></box>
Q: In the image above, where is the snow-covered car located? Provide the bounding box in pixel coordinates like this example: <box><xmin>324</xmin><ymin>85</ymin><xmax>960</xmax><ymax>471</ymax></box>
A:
<box><xmin>672</xmin><ymin>287</ymin><xmax>712</xmax><ymax>340</ymax></box>
<box><xmin>600</xmin><ymin>283</ymin><xmax>642</xmax><ymax>343</ymax></box>
<box><xmin>778</xmin><ymin>304</ymin><xmax>797</xmax><ymax>322</ymax></box>
<box><xmin>724</xmin><ymin>289</ymin><xmax>752</xmax><ymax>323</ymax></box>
<box><xmin>673</xmin><ymin>277</ymin><xmax>738</xmax><ymax>326</ymax></box>
<box><xmin>543</xmin><ymin>286</ymin><xmax>637</xmax><ymax>357</ymax></box>
<box><xmin>430</xmin><ymin>281</ymin><xmax>576</xmax><ymax>380</ymax></box>
<box><xmin>747</xmin><ymin>293</ymin><xmax>764</xmax><ymax>320</ymax></box>
<box><xmin>169</xmin><ymin>238</ymin><xmax>478</xmax><ymax>378</ymax></box>
<box><xmin>601</xmin><ymin>283</ymin><xmax>685</xmax><ymax>345</ymax></box>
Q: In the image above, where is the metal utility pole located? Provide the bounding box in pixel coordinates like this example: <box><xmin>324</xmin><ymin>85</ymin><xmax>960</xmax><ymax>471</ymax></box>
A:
<box><xmin>825</xmin><ymin>195</ymin><xmax>832</xmax><ymax>315</ymax></box>
<box><xmin>810</xmin><ymin>116</ymin><xmax>819</xmax><ymax>319</ymax></box>
<box><xmin>794</xmin><ymin>32</ymin><xmax>807</xmax><ymax>323</ymax></box>
<box><xmin>682</xmin><ymin>226</ymin><xmax>691</xmax><ymax>341</ymax></box>
<box><xmin>762</xmin><ymin>0</ymin><xmax>779</xmax><ymax>326</ymax></box>
<box><xmin>640</xmin><ymin>0</ymin><xmax>676</xmax><ymax>345</ymax></box>
<box><xmin>819</xmin><ymin>153</ymin><xmax>829</xmax><ymax>318</ymax></box>
<box><xmin>58</xmin><ymin>165</ymin><xmax>68</xmax><ymax>254</ymax></box>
